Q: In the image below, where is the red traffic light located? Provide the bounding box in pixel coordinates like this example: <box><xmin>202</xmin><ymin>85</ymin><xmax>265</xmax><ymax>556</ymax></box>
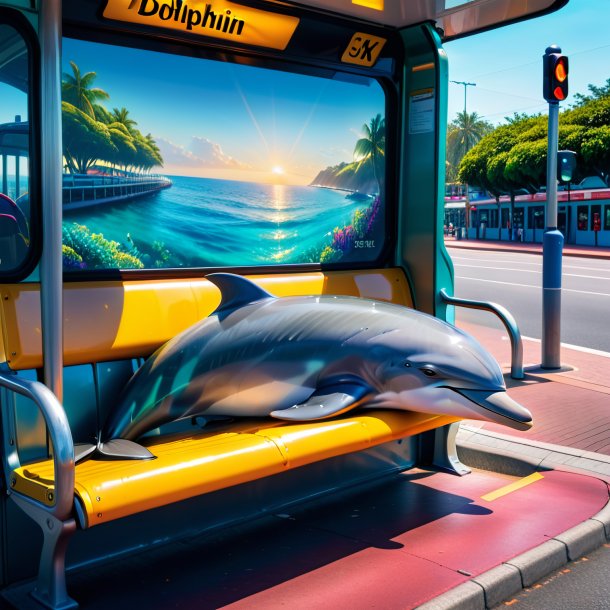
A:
<box><xmin>554</xmin><ymin>58</ymin><xmax>567</xmax><ymax>82</ymax></box>
<box><xmin>543</xmin><ymin>46</ymin><xmax>569</xmax><ymax>103</ymax></box>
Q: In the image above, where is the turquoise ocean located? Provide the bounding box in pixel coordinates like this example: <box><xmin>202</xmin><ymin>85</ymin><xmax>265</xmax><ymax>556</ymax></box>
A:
<box><xmin>65</xmin><ymin>175</ymin><xmax>372</xmax><ymax>267</ymax></box>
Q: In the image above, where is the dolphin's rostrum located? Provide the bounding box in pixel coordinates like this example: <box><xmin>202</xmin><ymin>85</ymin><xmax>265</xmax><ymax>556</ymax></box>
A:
<box><xmin>77</xmin><ymin>273</ymin><xmax>532</xmax><ymax>461</ymax></box>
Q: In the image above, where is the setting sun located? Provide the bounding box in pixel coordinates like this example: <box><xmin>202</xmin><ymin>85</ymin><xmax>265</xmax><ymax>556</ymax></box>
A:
<box><xmin>272</xmin><ymin>166</ymin><xmax>285</xmax><ymax>175</ymax></box>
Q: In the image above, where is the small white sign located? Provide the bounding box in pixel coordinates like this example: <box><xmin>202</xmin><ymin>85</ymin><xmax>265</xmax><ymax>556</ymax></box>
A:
<box><xmin>409</xmin><ymin>90</ymin><xmax>435</xmax><ymax>134</ymax></box>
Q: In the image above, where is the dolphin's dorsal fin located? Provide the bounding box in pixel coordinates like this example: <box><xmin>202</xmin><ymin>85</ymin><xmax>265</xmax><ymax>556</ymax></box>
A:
<box><xmin>207</xmin><ymin>273</ymin><xmax>275</xmax><ymax>315</ymax></box>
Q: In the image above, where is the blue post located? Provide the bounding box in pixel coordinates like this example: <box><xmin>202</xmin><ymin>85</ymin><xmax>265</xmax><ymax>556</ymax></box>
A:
<box><xmin>542</xmin><ymin>229</ymin><xmax>563</xmax><ymax>368</ymax></box>
<box><xmin>541</xmin><ymin>47</ymin><xmax>565</xmax><ymax>369</ymax></box>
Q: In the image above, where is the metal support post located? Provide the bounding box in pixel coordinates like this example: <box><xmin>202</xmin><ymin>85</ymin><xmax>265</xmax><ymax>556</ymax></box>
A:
<box><xmin>542</xmin><ymin>101</ymin><xmax>563</xmax><ymax>369</ymax></box>
<box><xmin>40</xmin><ymin>0</ymin><xmax>64</xmax><ymax>399</ymax></box>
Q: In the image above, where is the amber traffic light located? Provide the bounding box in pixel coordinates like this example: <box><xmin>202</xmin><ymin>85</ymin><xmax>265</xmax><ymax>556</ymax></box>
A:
<box><xmin>543</xmin><ymin>45</ymin><xmax>569</xmax><ymax>103</ymax></box>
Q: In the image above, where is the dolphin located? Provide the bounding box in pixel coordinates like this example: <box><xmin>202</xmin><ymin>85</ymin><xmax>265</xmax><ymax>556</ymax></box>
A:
<box><xmin>75</xmin><ymin>273</ymin><xmax>532</xmax><ymax>461</ymax></box>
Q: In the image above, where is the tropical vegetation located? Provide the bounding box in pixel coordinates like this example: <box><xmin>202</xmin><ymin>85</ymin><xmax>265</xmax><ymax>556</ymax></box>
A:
<box><xmin>312</xmin><ymin>195</ymin><xmax>382</xmax><ymax>264</ymax></box>
<box><xmin>306</xmin><ymin>114</ymin><xmax>386</xmax><ymax>263</ymax></box>
<box><xmin>458</xmin><ymin>79</ymin><xmax>610</xmax><ymax>202</ymax></box>
<box><xmin>311</xmin><ymin>114</ymin><xmax>386</xmax><ymax>197</ymax></box>
<box><xmin>61</xmin><ymin>61</ymin><xmax>163</xmax><ymax>175</ymax></box>
<box><xmin>445</xmin><ymin>111</ymin><xmax>493</xmax><ymax>182</ymax></box>
<box><xmin>62</xmin><ymin>223</ymin><xmax>178</xmax><ymax>271</ymax></box>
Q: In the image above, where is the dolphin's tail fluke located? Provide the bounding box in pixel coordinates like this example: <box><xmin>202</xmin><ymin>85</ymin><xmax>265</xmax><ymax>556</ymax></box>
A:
<box><xmin>74</xmin><ymin>439</ymin><xmax>155</xmax><ymax>464</ymax></box>
<box><xmin>454</xmin><ymin>389</ymin><xmax>533</xmax><ymax>431</ymax></box>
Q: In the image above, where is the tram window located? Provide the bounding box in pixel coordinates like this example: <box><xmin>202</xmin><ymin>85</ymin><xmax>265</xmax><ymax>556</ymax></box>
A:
<box><xmin>590</xmin><ymin>205</ymin><xmax>601</xmax><ymax>231</ymax></box>
<box><xmin>501</xmin><ymin>207</ymin><xmax>509</xmax><ymax>229</ymax></box>
<box><xmin>577</xmin><ymin>205</ymin><xmax>588</xmax><ymax>231</ymax></box>
<box><xmin>513</xmin><ymin>207</ymin><xmax>524</xmax><ymax>231</ymax></box>
<box><xmin>528</xmin><ymin>205</ymin><xmax>544</xmax><ymax>230</ymax></box>
<box><xmin>604</xmin><ymin>205</ymin><xmax>610</xmax><ymax>231</ymax></box>
<box><xmin>488</xmin><ymin>209</ymin><xmax>497</xmax><ymax>229</ymax></box>
<box><xmin>0</xmin><ymin>22</ymin><xmax>31</xmax><ymax>273</ymax></box>
<box><xmin>60</xmin><ymin>38</ymin><xmax>387</xmax><ymax>272</ymax></box>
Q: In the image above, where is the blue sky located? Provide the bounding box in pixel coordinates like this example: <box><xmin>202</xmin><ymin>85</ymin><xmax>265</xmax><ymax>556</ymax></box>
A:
<box><xmin>445</xmin><ymin>0</ymin><xmax>609</xmax><ymax>124</ymax></box>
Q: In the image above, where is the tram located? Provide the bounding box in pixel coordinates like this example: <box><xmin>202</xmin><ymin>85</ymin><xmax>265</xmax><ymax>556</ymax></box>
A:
<box><xmin>0</xmin><ymin>1</ymin><xmax>568</xmax><ymax>608</ymax></box>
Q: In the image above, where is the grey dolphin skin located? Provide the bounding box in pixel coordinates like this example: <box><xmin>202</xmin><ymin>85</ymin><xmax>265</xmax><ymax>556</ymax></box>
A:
<box><xmin>77</xmin><ymin>273</ymin><xmax>532</xmax><ymax>461</ymax></box>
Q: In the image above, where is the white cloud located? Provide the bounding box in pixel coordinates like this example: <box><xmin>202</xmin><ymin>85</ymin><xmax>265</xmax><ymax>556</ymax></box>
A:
<box><xmin>189</xmin><ymin>137</ymin><xmax>248</xmax><ymax>169</ymax></box>
<box><xmin>155</xmin><ymin>136</ymin><xmax>249</xmax><ymax>170</ymax></box>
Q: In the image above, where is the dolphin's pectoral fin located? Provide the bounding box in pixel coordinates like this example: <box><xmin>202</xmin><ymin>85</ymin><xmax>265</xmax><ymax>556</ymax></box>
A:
<box><xmin>270</xmin><ymin>381</ymin><xmax>374</xmax><ymax>421</ymax></box>
<box><xmin>73</xmin><ymin>439</ymin><xmax>155</xmax><ymax>463</ymax></box>
<box><xmin>74</xmin><ymin>443</ymin><xmax>98</xmax><ymax>464</ymax></box>
<box><xmin>95</xmin><ymin>439</ymin><xmax>156</xmax><ymax>460</ymax></box>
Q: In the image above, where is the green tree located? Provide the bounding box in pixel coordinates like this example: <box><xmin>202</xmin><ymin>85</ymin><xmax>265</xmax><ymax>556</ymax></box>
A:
<box><xmin>459</xmin><ymin>117</ymin><xmax>540</xmax><ymax>235</ymax></box>
<box><xmin>106</xmin><ymin>122</ymin><xmax>138</xmax><ymax>171</ymax></box>
<box><xmin>572</xmin><ymin>78</ymin><xmax>610</xmax><ymax>107</ymax></box>
<box><xmin>446</xmin><ymin>111</ymin><xmax>493</xmax><ymax>181</ymax></box>
<box><xmin>458</xmin><ymin>82</ymin><xmax>610</xmax><ymax>238</ymax></box>
<box><xmin>111</xmin><ymin>107</ymin><xmax>137</xmax><ymax>132</ymax></box>
<box><xmin>61</xmin><ymin>61</ymin><xmax>109</xmax><ymax>119</ymax></box>
<box><xmin>61</xmin><ymin>62</ymin><xmax>164</xmax><ymax>174</ymax></box>
<box><xmin>62</xmin><ymin>102</ymin><xmax>117</xmax><ymax>174</ymax></box>
<box><xmin>353</xmin><ymin>114</ymin><xmax>385</xmax><ymax>197</ymax></box>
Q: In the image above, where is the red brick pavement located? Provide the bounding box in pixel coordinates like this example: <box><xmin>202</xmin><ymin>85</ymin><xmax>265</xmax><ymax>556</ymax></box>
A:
<box><xmin>457</xmin><ymin>319</ymin><xmax>610</xmax><ymax>456</ymax></box>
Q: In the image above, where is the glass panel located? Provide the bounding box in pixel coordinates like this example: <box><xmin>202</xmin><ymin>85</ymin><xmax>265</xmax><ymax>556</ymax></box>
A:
<box><xmin>0</xmin><ymin>23</ymin><xmax>31</xmax><ymax>272</ymax></box>
<box><xmin>604</xmin><ymin>205</ymin><xmax>610</xmax><ymax>231</ymax></box>
<box><xmin>577</xmin><ymin>205</ymin><xmax>588</xmax><ymax>231</ymax></box>
<box><xmin>501</xmin><ymin>207</ymin><xmax>509</xmax><ymax>228</ymax></box>
<box><xmin>591</xmin><ymin>205</ymin><xmax>601</xmax><ymax>231</ymax></box>
<box><xmin>61</xmin><ymin>38</ymin><xmax>386</xmax><ymax>271</ymax></box>
<box><xmin>527</xmin><ymin>205</ymin><xmax>544</xmax><ymax>230</ymax></box>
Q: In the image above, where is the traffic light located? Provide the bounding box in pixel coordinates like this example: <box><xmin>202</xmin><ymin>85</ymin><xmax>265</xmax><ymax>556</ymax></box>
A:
<box><xmin>557</xmin><ymin>150</ymin><xmax>577</xmax><ymax>183</ymax></box>
<box><xmin>543</xmin><ymin>45</ymin><xmax>569</xmax><ymax>103</ymax></box>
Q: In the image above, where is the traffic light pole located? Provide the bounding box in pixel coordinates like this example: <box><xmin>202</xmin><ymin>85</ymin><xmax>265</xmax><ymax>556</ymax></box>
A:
<box><xmin>542</xmin><ymin>101</ymin><xmax>563</xmax><ymax>369</ymax></box>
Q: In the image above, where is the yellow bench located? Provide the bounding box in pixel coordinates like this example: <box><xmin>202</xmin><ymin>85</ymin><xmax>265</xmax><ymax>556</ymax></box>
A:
<box><xmin>12</xmin><ymin>411</ymin><xmax>457</xmax><ymax>528</ymax></box>
<box><xmin>0</xmin><ymin>268</ymin><xmax>461</xmax><ymax>609</ymax></box>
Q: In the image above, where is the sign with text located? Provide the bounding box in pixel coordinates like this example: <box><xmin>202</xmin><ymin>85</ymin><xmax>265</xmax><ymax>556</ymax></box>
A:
<box><xmin>103</xmin><ymin>0</ymin><xmax>299</xmax><ymax>50</ymax></box>
<box><xmin>341</xmin><ymin>32</ymin><xmax>386</xmax><ymax>67</ymax></box>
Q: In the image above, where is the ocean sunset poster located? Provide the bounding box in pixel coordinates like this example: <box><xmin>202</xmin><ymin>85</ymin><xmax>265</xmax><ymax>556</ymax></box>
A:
<box><xmin>60</xmin><ymin>37</ymin><xmax>386</xmax><ymax>270</ymax></box>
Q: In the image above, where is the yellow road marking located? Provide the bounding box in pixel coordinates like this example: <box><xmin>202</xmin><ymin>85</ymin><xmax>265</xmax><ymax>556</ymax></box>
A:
<box><xmin>482</xmin><ymin>472</ymin><xmax>544</xmax><ymax>502</ymax></box>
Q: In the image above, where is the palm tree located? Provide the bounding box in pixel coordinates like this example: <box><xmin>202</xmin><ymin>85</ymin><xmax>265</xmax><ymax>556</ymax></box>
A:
<box><xmin>62</xmin><ymin>61</ymin><xmax>109</xmax><ymax>119</ymax></box>
<box><xmin>447</xmin><ymin>111</ymin><xmax>492</xmax><ymax>233</ymax></box>
<box><xmin>111</xmin><ymin>107</ymin><xmax>137</xmax><ymax>133</ymax></box>
<box><xmin>446</xmin><ymin>111</ymin><xmax>492</xmax><ymax>171</ymax></box>
<box><xmin>353</xmin><ymin>114</ymin><xmax>385</xmax><ymax>197</ymax></box>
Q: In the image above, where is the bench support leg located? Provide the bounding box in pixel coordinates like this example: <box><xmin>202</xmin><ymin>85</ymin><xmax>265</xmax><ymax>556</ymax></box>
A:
<box><xmin>432</xmin><ymin>423</ymin><xmax>471</xmax><ymax>476</ymax></box>
<box><xmin>11</xmin><ymin>496</ymin><xmax>78</xmax><ymax>609</ymax></box>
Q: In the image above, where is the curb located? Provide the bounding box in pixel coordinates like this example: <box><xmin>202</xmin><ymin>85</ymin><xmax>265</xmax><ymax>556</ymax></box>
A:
<box><xmin>445</xmin><ymin>241</ymin><xmax>610</xmax><ymax>260</ymax></box>
<box><xmin>415</xmin><ymin>428</ymin><xmax>610</xmax><ymax>610</ymax></box>
<box><xmin>416</xmin><ymin>503</ymin><xmax>610</xmax><ymax>610</ymax></box>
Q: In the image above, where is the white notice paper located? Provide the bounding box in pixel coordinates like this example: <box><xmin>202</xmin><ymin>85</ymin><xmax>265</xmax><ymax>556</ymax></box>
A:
<box><xmin>409</xmin><ymin>90</ymin><xmax>435</xmax><ymax>134</ymax></box>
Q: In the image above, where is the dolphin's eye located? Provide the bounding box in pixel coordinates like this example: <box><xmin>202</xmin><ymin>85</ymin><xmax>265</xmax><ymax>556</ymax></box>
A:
<box><xmin>420</xmin><ymin>367</ymin><xmax>437</xmax><ymax>377</ymax></box>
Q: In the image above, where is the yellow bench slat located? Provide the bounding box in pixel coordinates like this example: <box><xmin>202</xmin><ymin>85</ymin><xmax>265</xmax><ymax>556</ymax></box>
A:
<box><xmin>12</xmin><ymin>411</ymin><xmax>457</xmax><ymax>527</ymax></box>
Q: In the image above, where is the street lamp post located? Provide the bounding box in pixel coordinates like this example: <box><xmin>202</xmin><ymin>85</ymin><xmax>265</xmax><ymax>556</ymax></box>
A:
<box><xmin>451</xmin><ymin>80</ymin><xmax>476</xmax><ymax>238</ymax></box>
<box><xmin>450</xmin><ymin>80</ymin><xmax>477</xmax><ymax>115</ymax></box>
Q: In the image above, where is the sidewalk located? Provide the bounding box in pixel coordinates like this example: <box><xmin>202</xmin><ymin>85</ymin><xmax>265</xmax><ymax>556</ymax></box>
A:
<box><xmin>445</xmin><ymin>235</ymin><xmax>610</xmax><ymax>260</ymax></box>
<box><xmin>456</xmin><ymin>319</ymin><xmax>610</xmax><ymax>473</ymax></box>
<box><xmin>419</xmin><ymin>319</ymin><xmax>610</xmax><ymax>609</ymax></box>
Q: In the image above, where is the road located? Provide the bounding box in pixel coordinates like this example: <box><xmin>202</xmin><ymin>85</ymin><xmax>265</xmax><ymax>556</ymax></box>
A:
<box><xmin>493</xmin><ymin>543</ymin><xmax>610</xmax><ymax>610</ymax></box>
<box><xmin>446</xmin><ymin>247</ymin><xmax>610</xmax><ymax>353</ymax></box>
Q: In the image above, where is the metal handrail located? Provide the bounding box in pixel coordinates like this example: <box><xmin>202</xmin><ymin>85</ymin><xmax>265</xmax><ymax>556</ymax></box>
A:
<box><xmin>0</xmin><ymin>372</ymin><xmax>74</xmax><ymax>521</ymax></box>
<box><xmin>440</xmin><ymin>289</ymin><xmax>524</xmax><ymax>380</ymax></box>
